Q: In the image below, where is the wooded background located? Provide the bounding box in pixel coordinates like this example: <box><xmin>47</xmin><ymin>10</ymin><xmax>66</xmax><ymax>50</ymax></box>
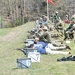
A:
<box><xmin>0</xmin><ymin>0</ymin><xmax>75</xmax><ymax>28</ymax></box>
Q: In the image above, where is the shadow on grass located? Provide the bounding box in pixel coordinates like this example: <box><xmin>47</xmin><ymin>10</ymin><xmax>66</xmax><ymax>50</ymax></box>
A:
<box><xmin>12</xmin><ymin>67</ymin><xmax>30</xmax><ymax>70</ymax></box>
<box><xmin>12</xmin><ymin>68</ymin><xmax>19</xmax><ymax>70</ymax></box>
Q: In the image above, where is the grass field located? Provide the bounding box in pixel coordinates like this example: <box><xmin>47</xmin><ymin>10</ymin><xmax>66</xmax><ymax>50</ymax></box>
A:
<box><xmin>0</xmin><ymin>22</ymin><xmax>75</xmax><ymax>75</ymax></box>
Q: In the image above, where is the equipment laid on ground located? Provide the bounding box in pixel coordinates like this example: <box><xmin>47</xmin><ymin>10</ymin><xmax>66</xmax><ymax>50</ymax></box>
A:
<box><xmin>27</xmin><ymin>52</ymin><xmax>40</xmax><ymax>62</ymax></box>
<box><xmin>17</xmin><ymin>58</ymin><xmax>31</xmax><ymax>68</ymax></box>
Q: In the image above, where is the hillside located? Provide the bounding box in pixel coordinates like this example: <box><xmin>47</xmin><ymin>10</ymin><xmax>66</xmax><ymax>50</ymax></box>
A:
<box><xmin>0</xmin><ymin>22</ymin><xmax>75</xmax><ymax>75</ymax></box>
<box><xmin>0</xmin><ymin>22</ymin><xmax>34</xmax><ymax>75</ymax></box>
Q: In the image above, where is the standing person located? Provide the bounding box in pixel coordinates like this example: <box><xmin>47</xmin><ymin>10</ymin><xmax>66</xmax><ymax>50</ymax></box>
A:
<box><xmin>53</xmin><ymin>11</ymin><xmax>60</xmax><ymax>25</ymax></box>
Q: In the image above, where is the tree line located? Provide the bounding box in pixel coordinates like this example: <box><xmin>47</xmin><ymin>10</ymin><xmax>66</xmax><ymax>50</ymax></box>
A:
<box><xmin>0</xmin><ymin>0</ymin><xmax>75</xmax><ymax>28</ymax></box>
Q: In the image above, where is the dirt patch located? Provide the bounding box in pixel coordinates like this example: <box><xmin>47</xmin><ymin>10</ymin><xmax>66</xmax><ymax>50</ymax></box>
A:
<box><xmin>0</xmin><ymin>32</ymin><xmax>17</xmax><ymax>41</ymax></box>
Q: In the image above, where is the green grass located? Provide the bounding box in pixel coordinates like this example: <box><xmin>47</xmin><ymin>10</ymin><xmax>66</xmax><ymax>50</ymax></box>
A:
<box><xmin>0</xmin><ymin>22</ymin><xmax>75</xmax><ymax>75</ymax></box>
<box><xmin>0</xmin><ymin>28</ymin><xmax>12</xmax><ymax>36</ymax></box>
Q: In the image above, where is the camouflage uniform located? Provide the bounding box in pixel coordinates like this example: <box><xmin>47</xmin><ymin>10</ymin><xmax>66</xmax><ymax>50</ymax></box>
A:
<box><xmin>39</xmin><ymin>30</ymin><xmax>51</xmax><ymax>43</ymax></box>
<box><xmin>55</xmin><ymin>20</ymin><xmax>64</xmax><ymax>35</ymax></box>
<box><xmin>64</xmin><ymin>18</ymin><xmax>75</xmax><ymax>40</ymax></box>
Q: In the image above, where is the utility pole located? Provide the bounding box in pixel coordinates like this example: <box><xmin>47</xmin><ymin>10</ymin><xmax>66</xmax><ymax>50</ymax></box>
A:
<box><xmin>47</xmin><ymin>0</ymin><xmax>49</xmax><ymax>22</ymax></box>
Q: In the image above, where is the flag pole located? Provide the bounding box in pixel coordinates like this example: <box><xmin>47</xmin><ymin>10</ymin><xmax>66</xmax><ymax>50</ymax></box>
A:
<box><xmin>47</xmin><ymin>0</ymin><xmax>49</xmax><ymax>22</ymax></box>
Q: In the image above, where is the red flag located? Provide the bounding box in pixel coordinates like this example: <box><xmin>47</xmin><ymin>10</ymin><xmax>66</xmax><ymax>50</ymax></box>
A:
<box><xmin>48</xmin><ymin>0</ymin><xmax>54</xmax><ymax>5</ymax></box>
